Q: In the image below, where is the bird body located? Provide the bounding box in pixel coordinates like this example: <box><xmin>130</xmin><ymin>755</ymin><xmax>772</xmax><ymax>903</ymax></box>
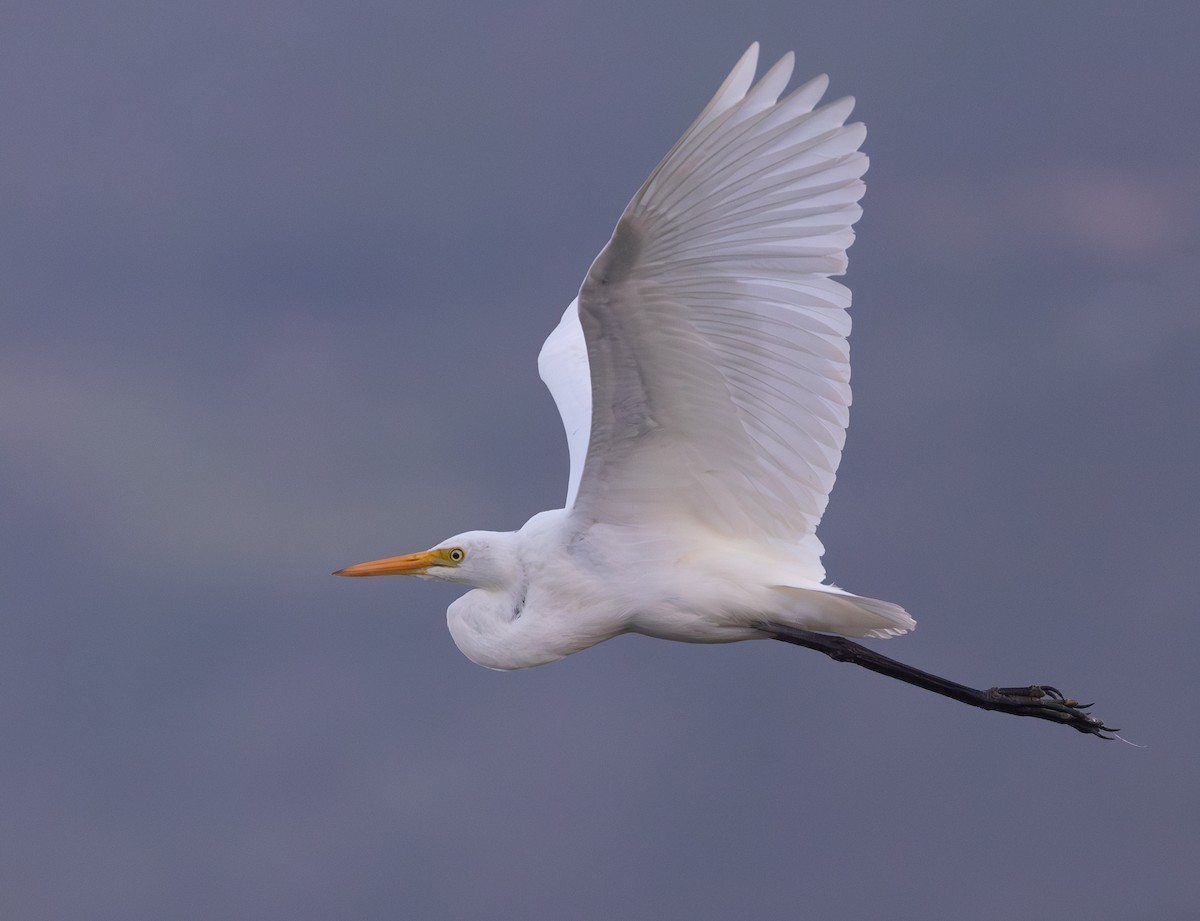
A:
<box><xmin>337</xmin><ymin>43</ymin><xmax>916</xmax><ymax>668</ymax></box>
<box><xmin>436</xmin><ymin>508</ymin><xmax>911</xmax><ymax>670</ymax></box>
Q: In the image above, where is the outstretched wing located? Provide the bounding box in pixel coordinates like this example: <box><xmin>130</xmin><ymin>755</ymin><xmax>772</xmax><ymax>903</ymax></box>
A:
<box><xmin>542</xmin><ymin>44</ymin><xmax>868</xmax><ymax>580</ymax></box>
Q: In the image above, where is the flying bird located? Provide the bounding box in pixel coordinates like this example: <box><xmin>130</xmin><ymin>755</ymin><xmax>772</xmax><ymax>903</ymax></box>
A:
<box><xmin>336</xmin><ymin>44</ymin><xmax>1112</xmax><ymax>737</ymax></box>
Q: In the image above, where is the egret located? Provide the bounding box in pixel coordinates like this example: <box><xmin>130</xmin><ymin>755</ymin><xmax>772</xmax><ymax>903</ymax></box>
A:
<box><xmin>336</xmin><ymin>44</ymin><xmax>1112</xmax><ymax>737</ymax></box>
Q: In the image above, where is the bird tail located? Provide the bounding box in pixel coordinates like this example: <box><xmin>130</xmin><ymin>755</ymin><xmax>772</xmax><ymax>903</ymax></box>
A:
<box><xmin>770</xmin><ymin>585</ymin><xmax>916</xmax><ymax>639</ymax></box>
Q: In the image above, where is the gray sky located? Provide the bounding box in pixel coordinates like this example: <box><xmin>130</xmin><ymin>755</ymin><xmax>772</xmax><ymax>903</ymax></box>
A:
<box><xmin>4</xmin><ymin>2</ymin><xmax>1198</xmax><ymax>919</ymax></box>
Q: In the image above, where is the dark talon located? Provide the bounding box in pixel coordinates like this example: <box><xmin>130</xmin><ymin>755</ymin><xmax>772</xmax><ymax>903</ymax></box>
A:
<box><xmin>977</xmin><ymin>685</ymin><xmax>1114</xmax><ymax>736</ymax></box>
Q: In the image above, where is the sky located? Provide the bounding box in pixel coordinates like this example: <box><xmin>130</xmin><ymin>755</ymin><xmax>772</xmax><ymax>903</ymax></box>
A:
<box><xmin>4</xmin><ymin>2</ymin><xmax>1199</xmax><ymax>919</ymax></box>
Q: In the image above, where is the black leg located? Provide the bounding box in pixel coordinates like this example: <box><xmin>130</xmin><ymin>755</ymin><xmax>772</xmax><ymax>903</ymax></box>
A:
<box><xmin>760</xmin><ymin>623</ymin><xmax>1115</xmax><ymax>738</ymax></box>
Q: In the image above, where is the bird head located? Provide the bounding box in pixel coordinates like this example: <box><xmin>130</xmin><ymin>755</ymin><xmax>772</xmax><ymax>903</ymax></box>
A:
<box><xmin>333</xmin><ymin>531</ymin><xmax>514</xmax><ymax>589</ymax></box>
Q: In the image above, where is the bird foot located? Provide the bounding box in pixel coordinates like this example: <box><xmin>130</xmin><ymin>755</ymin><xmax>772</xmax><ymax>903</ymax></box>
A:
<box><xmin>983</xmin><ymin>685</ymin><xmax>1117</xmax><ymax>738</ymax></box>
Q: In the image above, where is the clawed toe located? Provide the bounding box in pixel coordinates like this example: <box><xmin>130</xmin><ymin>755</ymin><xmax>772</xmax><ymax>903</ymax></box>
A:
<box><xmin>985</xmin><ymin>685</ymin><xmax>1117</xmax><ymax>738</ymax></box>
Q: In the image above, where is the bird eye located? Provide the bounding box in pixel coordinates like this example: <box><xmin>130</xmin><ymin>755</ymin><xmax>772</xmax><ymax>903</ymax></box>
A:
<box><xmin>448</xmin><ymin>547</ymin><xmax>466</xmax><ymax>563</ymax></box>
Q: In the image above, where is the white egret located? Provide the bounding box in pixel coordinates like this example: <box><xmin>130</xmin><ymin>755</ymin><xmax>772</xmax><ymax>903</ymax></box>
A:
<box><xmin>337</xmin><ymin>45</ymin><xmax>1111</xmax><ymax>736</ymax></box>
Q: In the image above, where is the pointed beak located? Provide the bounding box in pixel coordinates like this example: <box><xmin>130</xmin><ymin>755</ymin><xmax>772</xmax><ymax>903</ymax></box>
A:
<box><xmin>332</xmin><ymin>550</ymin><xmax>439</xmax><ymax>577</ymax></box>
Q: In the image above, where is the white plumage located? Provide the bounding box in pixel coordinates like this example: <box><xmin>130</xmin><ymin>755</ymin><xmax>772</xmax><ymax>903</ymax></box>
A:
<box><xmin>336</xmin><ymin>44</ymin><xmax>915</xmax><ymax>669</ymax></box>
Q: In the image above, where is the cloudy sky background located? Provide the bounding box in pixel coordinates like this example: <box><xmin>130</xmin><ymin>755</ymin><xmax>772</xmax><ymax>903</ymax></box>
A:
<box><xmin>4</xmin><ymin>2</ymin><xmax>1199</xmax><ymax>919</ymax></box>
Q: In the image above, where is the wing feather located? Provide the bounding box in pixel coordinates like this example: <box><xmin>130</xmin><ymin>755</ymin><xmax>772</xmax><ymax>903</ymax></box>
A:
<box><xmin>540</xmin><ymin>45</ymin><xmax>868</xmax><ymax>580</ymax></box>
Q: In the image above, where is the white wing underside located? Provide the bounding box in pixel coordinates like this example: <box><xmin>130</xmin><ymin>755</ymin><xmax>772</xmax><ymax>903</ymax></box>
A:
<box><xmin>538</xmin><ymin>45</ymin><xmax>868</xmax><ymax>582</ymax></box>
